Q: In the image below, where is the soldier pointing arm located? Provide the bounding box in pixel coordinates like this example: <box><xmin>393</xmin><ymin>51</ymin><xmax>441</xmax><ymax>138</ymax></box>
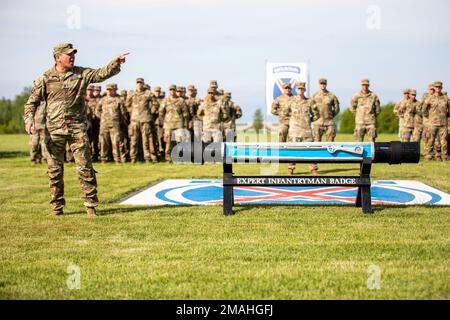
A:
<box><xmin>23</xmin><ymin>43</ymin><xmax>129</xmax><ymax>217</ymax></box>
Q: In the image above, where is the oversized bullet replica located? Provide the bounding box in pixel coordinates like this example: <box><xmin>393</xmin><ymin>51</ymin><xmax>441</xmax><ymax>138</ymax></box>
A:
<box><xmin>172</xmin><ymin>141</ymin><xmax>420</xmax><ymax>215</ymax></box>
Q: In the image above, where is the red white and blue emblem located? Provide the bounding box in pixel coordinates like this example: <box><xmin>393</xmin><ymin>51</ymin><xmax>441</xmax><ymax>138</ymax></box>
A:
<box><xmin>120</xmin><ymin>180</ymin><xmax>450</xmax><ymax>206</ymax></box>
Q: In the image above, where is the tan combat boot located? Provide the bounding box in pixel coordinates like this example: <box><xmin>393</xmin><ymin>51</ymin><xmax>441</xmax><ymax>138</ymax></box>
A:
<box><xmin>49</xmin><ymin>209</ymin><xmax>64</xmax><ymax>216</ymax></box>
<box><xmin>86</xmin><ymin>207</ymin><xmax>97</xmax><ymax>218</ymax></box>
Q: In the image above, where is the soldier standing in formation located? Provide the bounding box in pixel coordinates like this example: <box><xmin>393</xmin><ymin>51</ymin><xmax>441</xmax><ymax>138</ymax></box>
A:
<box><xmin>159</xmin><ymin>84</ymin><xmax>190</xmax><ymax>162</ymax></box>
<box><xmin>287</xmin><ymin>82</ymin><xmax>319</xmax><ymax>175</ymax></box>
<box><xmin>311</xmin><ymin>78</ymin><xmax>340</xmax><ymax>142</ymax></box>
<box><xmin>29</xmin><ymin>100</ymin><xmax>48</xmax><ymax>164</ymax></box>
<box><xmin>271</xmin><ymin>83</ymin><xmax>293</xmax><ymax>142</ymax></box>
<box><xmin>411</xmin><ymin>89</ymin><xmax>424</xmax><ymax>143</ymax></box>
<box><xmin>152</xmin><ymin>86</ymin><xmax>165</xmax><ymax>159</ymax></box>
<box><xmin>394</xmin><ymin>89</ymin><xmax>410</xmax><ymax>139</ymax></box>
<box><xmin>350</xmin><ymin>79</ymin><xmax>381</xmax><ymax>142</ymax></box>
<box><xmin>96</xmin><ymin>84</ymin><xmax>127</xmax><ymax>164</ymax></box>
<box><xmin>422</xmin><ymin>81</ymin><xmax>449</xmax><ymax>161</ymax></box>
<box><xmin>197</xmin><ymin>87</ymin><xmax>226</xmax><ymax>144</ymax></box>
<box><xmin>221</xmin><ymin>92</ymin><xmax>242</xmax><ymax>142</ymax></box>
<box><xmin>396</xmin><ymin>89</ymin><xmax>418</xmax><ymax>142</ymax></box>
<box><xmin>126</xmin><ymin>78</ymin><xmax>157</xmax><ymax>163</ymax></box>
<box><xmin>185</xmin><ymin>85</ymin><xmax>202</xmax><ymax>142</ymax></box>
<box><xmin>24</xmin><ymin>43</ymin><xmax>128</xmax><ymax>217</ymax></box>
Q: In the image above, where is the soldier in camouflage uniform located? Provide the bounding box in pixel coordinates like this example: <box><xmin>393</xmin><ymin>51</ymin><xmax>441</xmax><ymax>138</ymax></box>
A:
<box><xmin>271</xmin><ymin>82</ymin><xmax>293</xmax><ymax>142</ymax></box>
<box><xmin>411</xmin><ymin>89</ymin><xmax>424</xmax><ymax>143</ymax></box>
<box><xmin>311</xmin><ymin>78</ymin><xmax>339</xmax><ymax>142</ymax></box>
<box><xmin>396</xmin><ymin>89</ymin><xmax>418</xmax><ymax>142</ymax></box>
<box><xmin>185</xmin><ymin>85</ymin><xmax>203</xmax><ymax>142</ymax></box>
<box><xmin>118</xmin><ymin>89</ymin><xmax>130</xmax><ymax>161</ymax></box>
<box><xmin>90</xmin><ymin>85</ymin><xmax>102</xmax><ymax>161</ymax></box>
<box><xmin>153</xmin><ymin>86</ymin><xmax>165</xmax><ymax>159</ymax></box>
<box><xmin>24</xmin><ymin>43</ymin><xmax>128</xmax><ymax>217</ymax></box>
<box><xmin>421</xmin><ymin>84</ymin><xmax>440</xmax><ymax>159</ymax></box>
<box><xmin>126</xmin><ymin>78</ymin><xmax>157</xmax><ymax>163</ymax></box>
<box><xmin>287</xmin><ymin>82</ymin><xmax>319</xmax><ymax>175</ymax></box>
<box><xmin>29</xmin><ymin>101</ymin><xmax>48</xmax><ymax>164</ymax></box>
<box><xmin>96</xmin><ymin>84</ymin><xmax>127</xmax><ymax>163</ymax></box>
<box><xmin>209</xmin><ymin>80</ymin><xmax>222</xmax><ymax>101</ymax></box>
<box><xmin>159</xmin><ymin>84</ymin><xmax>190</xmax><ymax>162</ymax></box>
<box><xmin>222</xmin><ymin>92</ymin><xmax>242</xmax><ymax>142</ymax></box>
<box><xmin>197</xmin><ymin>87</ymin><xmax>226</xmax><ymax>144</ymax></box>
<box><xmin>350</xmin><ymin>79</ymin><xmax>381</xmax><ymax>142</ymax></box>
<box><xmin>394</xmin><ymin>89</ymin><xmax>410</xmax><ymax>139</ymax></box>
<box><xmin>422</xmin><ymin>81</ymin><xmax>449</xmax><ymax>161</ymax></box>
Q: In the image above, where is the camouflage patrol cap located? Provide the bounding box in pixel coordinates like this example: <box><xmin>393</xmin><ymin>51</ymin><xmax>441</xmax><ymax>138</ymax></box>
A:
<box><xmin>207</xmin><ymin>88</ymin><xmax>215</xmax><ymax>94</ymax></box>
<box><xmin>52</xmin><ymin>43</ymin><xmax>77</xmax><ymax>55</ymax></box>
<box><xmin>209</xmin><ymin>80</ymin><xmax>218</xmax><ymax>87</ymax></box>
<box><xmin>282</xmin><ymin>83</ymin><xmax>292</xmax><ymax>89</ymax></box>
<box><xmin>154</xmin><ymin>86</ymin><xmax>161</xmax><ymax>92</ymax></box>
<box><xmin>403</xmin><ymin>88</ymin><xmax>410</xmax><ymax>94</ymax></box>
<box><xmin>296</xmin><ymin>82</ymin><xmax>306</xmax><ymax>89</ymax></box>
<box><xmin>176</xmin><ymin>86</ymin><xmax>183</xmax><ymax>92</ymax></box>
<box><xmin>106</xmin><ymin>83</ymin><xmax>117</xmax><ymax>90</ymax></box>
<box><xmin>433</xmin><ymin>81</ymin><xmax>443</xmax><ymax>87</ymax></box>
<box><xmin>428</xmin><ymin>83</ymin><xmax>435</xmax><ymax>89</ymax></box>
<box><xmin>169</xmin><ymin>84</ymin><xmax>177</xmax><ymax>90</ymax></box>
<box><xmin>120</xmin><ymin>90</ymin><xmax>127</xmax><ymax>95</ymax></box>
<box><xmin>361</xmin><ymin>79</ymin><xmax>370</xmax><ymax>85</ymax></box>
<box><xmin>188</xmin><ymin>85</ymin><xmax>195</xmax><ymax>90</ymax></box>
<box><xmin>136</xmin><ymin>78</ymin><xmax>145</xmax><ymax>84</ymax></box>
<box><xmin>409</xmin><ymin>89</ymin><xmax>417</xmax><ymax>96</ymax></box>
<box><xmin>94</xmin><ymin>85</ymin><xmax>101</xmax><ymax>91</ymax></box>
<box><xmin>224</xmin><ymin>92</ymin><xmax>231</xmax><ymax>97</ymax></box>
<box><xmin>87</xmin><ymin>84</ymin><xmax>95</xmax><ymax>91</ymax></box>
<box><xmin>318</xmin><ymin>78</ymin><xmax>327</xmax><ymax>84</ymax></box>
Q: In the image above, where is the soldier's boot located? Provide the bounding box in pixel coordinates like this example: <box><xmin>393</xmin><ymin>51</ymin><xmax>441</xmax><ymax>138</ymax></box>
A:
<box><xmin>86</xmin><ymin>207</ymin><xmax>97</xmax><ymax>218</ymax></box>
<box><xmin>49</xmin><ymin>209</ymin><xmax>64</xmax><ymax>216</ymax></box>
<box><xmin>287</xmin><ymin>167</ymin><xmax>294</xmax><ymax>175</ymax></box>
<box><xmin>31</xmin><ymin>160</ymin><xmax>37</xmax><ymax>166</ymax></box>
<box><xmin>131</xmin><ymin>158</ymin><xmax>137</xmax><ymax>164</ymax></box>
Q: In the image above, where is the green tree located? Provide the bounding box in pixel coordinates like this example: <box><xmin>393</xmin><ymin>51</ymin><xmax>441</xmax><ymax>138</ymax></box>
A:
<box><xmin>338</xmin><ymin>108</ymin><xmax>355</xmax><ymax>134</ymax></box>
<box><xmin>0</xmin><ymin>87</ymin><xmax>31</xmax><ymax>134</ymax></box>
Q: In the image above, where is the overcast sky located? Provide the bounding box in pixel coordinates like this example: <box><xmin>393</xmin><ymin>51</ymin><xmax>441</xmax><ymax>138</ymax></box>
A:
<box><xmin>1</xmin><ymin>0</ymin><xmax>449</xmax><ymax>122</ymax></box>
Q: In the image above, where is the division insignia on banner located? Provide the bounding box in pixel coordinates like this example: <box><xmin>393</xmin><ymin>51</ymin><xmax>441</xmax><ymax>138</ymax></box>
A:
<box><xmin>266</xmin><ymin>62</ymin><xmax>308</xmax><ymax>115</ymax></box>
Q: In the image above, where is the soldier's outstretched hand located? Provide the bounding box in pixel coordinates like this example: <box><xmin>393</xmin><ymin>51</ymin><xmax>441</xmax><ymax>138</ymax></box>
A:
<box><xmin>114</xmin><ymin>52</ymin><xmax>130</xmax><ymax>64</ymax></box>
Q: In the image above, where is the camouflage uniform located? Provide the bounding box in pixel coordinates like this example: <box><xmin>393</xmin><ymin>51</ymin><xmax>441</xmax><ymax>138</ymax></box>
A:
<box><xmin>23</xmin><ymin>43</ymin><xmax>121</xmax><ymax>212</ymax></box>
<box><xmin>394</xmin><ymin>89</ymin><xmax>410</xmax><ymax>139</ymax></box>
<box><xmin>152</xmin><ymin>86</ymin><xmax>165</xmax><ymax>158</ymax></box>
<box><xmin>185</xmin><ymin>85</ymin><xmax>203</xmax><ymax>141</ymax></box>
<box><xmin>118</xmin><ymin>89</ymin><xmax>130</xmax><ymax>161</ymax></box>
<box><xmin>86</xmin><ymin>86</ymin><xmax>101</xmax><ymax>161</ymax></box>
<box><xmin>96</xmin><ymin>84</ymin><xmax>127</xmax><ymax>163</ymax></box>
<box><xmin>422</xmin><ymin>82</ymin><xmax>449</xmax><ymax>161</ymax></box>
<box><xmin>271</xmin><ymin>83</ymin><xmax>293</xmax><ymax>142</ymax></box>
<box><xmin>311</xmin><ymin>79</ymin><xmax>339</xmax><ymax>142</ymax></box>
<box><xmin>29</xmin><ymin>101</ymin><xmax>48</xmax><ymax>164</ymax></box>
<box><xmin>350</xmin><ymin>79</ymin><xmax>381</xmax><ymax>142</ymax></box>
<box><xmin>397</xmin><ymin>93</ymin><xmax>418</xmax><ymax>142</ymax></box>
<box><xmin>287</xmin><ymin>84</ymin><xmax>319</xmax><ymax>175</ymax></box>
<box><xmin>197</xmin><ymin>89</ymin><xmax>225</xmax><ymax>144</ymax></box>
<box><xmin>160</xmin><ymin>85</ymin><xmax>190</xmax><ymax>161</ymax></box>
<box><xmin>126</xmin><ymin>78</ymin><xmax>157</xmax><ymax>163</ymax></box>
<box><xmin>222</xmin><ymin>92</ymin><xmax>242</xmax><ymax>142</ymax></box>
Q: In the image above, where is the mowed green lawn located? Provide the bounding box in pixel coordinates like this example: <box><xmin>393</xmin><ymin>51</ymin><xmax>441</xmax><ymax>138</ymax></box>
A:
<box><xmin>0</xmin><ymin>133</ymin><xmax>449</xmax><ymax>299</ymax></box>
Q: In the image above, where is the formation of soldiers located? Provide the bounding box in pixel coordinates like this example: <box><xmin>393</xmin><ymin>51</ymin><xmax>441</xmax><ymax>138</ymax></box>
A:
<box><xmin>394</xmin><ymin>81</ymin><xmax>450</xmax><ymax>161</ymax></box>
<box><xmin>76</xmin><ymin>79</ymin><xmax>242</xmax><ymax>164</ymax></box>
<box><xmin>271</xmin><ymin>78</ymin><xmax>449</xmax><ymax>175</ymax></box>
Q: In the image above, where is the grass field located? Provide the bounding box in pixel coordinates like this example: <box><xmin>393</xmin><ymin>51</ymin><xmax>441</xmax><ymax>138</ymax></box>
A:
<box><xmin>0</xmin><ymin>133</ymin><xmax>449</xmax><ymax>299</ymax></box>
